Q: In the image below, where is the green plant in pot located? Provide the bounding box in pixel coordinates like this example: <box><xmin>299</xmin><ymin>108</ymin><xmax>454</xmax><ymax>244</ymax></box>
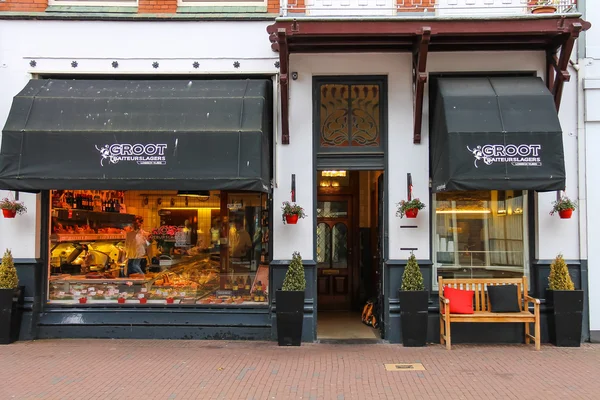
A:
<box><xmin>0</xmin><ymin>198</ymin><xmax>27</xmax><ymax>219</ymax></box>
<box><xmin>549</xmin><ymin>196</ymin><xmax>577</xmax><ymax>219</ymax></box>
<box><xmin>547</xmin><ymin>253</ymin><xmax>583</xmax><ymax>347</ymax></box>
<box><xmin>397</xmin><ymin>253</ymin><xmax>428</xmax><ymax>347</ymax></box>
<box><xmin>276</xmin><ymin>251</ymin><xmax>306</xmax><ymax>346</ymax></box>
<box><xmin>0</xmin><ymin>249</ymin><xmax>20</xmax><ymax>344</ymax></box>
<box><xmin>281</xmin><ymin>202</ymin><xmax>306</xmax><ymax>225</ymax></box>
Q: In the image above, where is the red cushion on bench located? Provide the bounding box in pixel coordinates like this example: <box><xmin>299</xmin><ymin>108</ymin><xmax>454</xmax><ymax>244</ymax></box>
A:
<box><xmin>443</xmin><ymin>286</ymin><xmax>474</xmax><ymax>314</ymax></box>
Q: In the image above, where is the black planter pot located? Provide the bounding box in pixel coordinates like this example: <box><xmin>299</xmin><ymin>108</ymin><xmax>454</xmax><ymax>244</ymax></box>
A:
<box><xmin>276</xmin><ymin>290</ymin><xmax>305</xmax><ymax>346</ymax></box>
<box><xmin>0</xmin><ymin>287</ymin><xmax>22</xmax><ymax>345</ymax></box>
<box><xmin>546</xmin><ymin>289</ymin><xmax>584</xmax><ymax>347</ymax></box>
<box><xmin>398</xmin><ymin>290</ymin><xmax>429</xmax><ymax>347</ymax></box>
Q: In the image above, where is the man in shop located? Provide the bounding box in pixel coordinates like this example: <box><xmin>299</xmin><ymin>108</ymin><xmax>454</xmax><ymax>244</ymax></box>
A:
<box><xmin>231</xmin><ymin>219</ymin><xmax>252</xmax><ymax>260</ymax></box>
<box><xmin>125</xmin><ymin>216</ymin><xmax>150</xmax><ymax>276</ymax></box>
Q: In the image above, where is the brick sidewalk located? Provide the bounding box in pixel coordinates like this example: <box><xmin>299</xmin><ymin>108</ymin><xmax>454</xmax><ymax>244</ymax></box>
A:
<box><xmin>1</xmin><ymin>340</ymin><xmax>599</xmax><ymax>400</ymax></box>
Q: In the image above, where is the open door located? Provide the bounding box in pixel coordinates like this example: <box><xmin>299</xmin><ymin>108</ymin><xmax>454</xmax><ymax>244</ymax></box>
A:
<box><xmin>376</xmin><ymin>173</ymin><xmax>385</xmax><ymax>338</ymax></box>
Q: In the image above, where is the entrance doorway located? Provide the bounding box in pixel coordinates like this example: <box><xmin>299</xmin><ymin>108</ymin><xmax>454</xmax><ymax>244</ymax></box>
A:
<box><xmin>316</xmin><ymin>170</ymin><xmax>384</xmax><ymax>341</ymax></box>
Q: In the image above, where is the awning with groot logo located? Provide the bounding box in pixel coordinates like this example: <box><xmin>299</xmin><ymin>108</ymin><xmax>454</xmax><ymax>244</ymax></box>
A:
<box><xmin>0</xmin><ymin>79</ymin><xmax>272</xmax><ymax>192</ymax></box>
<box><xmin>430</xmin><ymin>77</ymin><xmax>565</xmax><ymax>193</ymax></box>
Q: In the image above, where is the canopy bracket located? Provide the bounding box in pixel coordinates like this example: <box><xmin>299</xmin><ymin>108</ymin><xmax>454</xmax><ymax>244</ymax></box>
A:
<box><xmin>277</xmin><ymin>28</ymin><xmax>291</xmax><ymax>145</ymax></box>
<box><xmin>548</xmin><ymin>22</ymin><xmax>583</xmax><ymax>112</ymax></box>
<box><xmin>412</xmin><ymin>27</ymin><xmax>431</xmax><ymax>145</ymax></box>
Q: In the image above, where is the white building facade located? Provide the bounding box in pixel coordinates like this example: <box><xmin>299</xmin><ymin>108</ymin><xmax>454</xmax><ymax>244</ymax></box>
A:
<box><xmin>0</xmin><ymin>1</ymin><xmax>593</xmax><ymax>343</ymax></box>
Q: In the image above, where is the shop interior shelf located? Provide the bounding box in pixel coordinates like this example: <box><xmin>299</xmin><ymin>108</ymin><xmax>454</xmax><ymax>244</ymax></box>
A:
<box><xmin>50</xmin><ymin>233</ymin><xmax>127</xmax><ymax>243</ymax></box>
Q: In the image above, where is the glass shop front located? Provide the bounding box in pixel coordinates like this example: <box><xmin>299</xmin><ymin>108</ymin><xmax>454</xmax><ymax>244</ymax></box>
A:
<box><xmin>48</xmin><ymin>190</ymin><xmax>270</xmax><ymax>306</ymax></box>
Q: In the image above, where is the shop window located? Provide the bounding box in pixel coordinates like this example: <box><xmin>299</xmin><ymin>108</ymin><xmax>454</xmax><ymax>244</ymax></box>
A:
<box><xmin>432</xmin><ymin>190</ymin><xmax>529</xmax><ymax>288</ymax></box>
<box><xmin>318</xmin><ymin>81</ymin><xmax>383</xmax><ymax>151</ymax></box>
<box><xmin>48</xmin><ymin>190</ymin><xmax>269</xmax><ymax>306</ymax></box>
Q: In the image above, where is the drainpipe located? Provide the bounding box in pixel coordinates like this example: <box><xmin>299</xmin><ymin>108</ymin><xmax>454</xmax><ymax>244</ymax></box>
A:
<box><xmin>570</xmin><ymin>58</ymin><xmax>587</xmax><ymax>261</ymax></box>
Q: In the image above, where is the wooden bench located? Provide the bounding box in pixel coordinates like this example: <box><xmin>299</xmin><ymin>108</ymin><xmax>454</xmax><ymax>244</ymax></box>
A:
<box><xmin>439</xmin><ymin>277</ymin><xmax>540</xmax><ymax>350</ymax></box>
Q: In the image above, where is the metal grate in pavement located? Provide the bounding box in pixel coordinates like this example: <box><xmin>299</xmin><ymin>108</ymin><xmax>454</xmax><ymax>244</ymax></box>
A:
<box><xmin>384</xmin><ymin>363</ymin><xmax>425</xmax><ymax>371</ymax></box>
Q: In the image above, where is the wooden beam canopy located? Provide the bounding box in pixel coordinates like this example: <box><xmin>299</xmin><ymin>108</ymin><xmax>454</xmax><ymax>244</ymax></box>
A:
<box><xmin>267</xmin><ymin>16</ymin><xmax>591</xmax><ymax>145</ymax></box>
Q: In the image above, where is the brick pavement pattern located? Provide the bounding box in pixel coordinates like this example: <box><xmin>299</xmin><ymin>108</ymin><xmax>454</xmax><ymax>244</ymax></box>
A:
<box><xmin>1</xmin><ymin>340</ymin><xmax>599</xmax><ymax>400</ymax></box>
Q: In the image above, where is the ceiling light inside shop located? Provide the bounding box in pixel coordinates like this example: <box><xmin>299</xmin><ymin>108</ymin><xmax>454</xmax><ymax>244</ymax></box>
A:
<box><xmin>436</xmin><ymin>210</ymin><xmax>492</xmax><ymax>214</ymax></box>
<box><xmin>176</xmin><ymin>191</ymin><xmax>211</xmax><ymax>201</ymax></box>
<box><xmin>322</xmin><ymin>170</ymin><xmax>347</xmax><ymax>177</ymax></box>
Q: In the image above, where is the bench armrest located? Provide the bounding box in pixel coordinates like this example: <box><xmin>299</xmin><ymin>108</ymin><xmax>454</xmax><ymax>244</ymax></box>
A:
<box><xmin>439</xmin><ymin>295</ymin><xmax>450</xmax><ymax>315</ymax></box>
<box><xmin>525</xmin><ymin>295</ymin><xmax>540</xmax><ymax>305</ymax></box>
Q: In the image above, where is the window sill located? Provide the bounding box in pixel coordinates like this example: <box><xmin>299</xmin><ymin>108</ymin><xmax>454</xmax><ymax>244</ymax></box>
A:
<box><xmin>46</xmin><ymin>5</ymin><xmax>138</xmax><ymax>13</ymax></box>
<box><xmin>177</xmin><ymin>5</ymin><xmax>267</xmax><ymax>13</ymax></box>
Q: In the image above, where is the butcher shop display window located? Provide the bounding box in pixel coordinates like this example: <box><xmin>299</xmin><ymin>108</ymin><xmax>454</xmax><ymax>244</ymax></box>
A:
<box><xmin>48</xmin><ymin>190</ymin><xmax>270</xmax><ymax>306</ymax></box>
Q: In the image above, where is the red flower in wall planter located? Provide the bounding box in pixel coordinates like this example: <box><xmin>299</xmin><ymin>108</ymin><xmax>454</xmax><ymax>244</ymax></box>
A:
<box><xmin>281</xmin><ymin>201</ymin><xmax>306</xmax><ymax>225</ymax></box>
<box><xmin>396</xmin><ymin>199</ymin><xmax>426</xmax><ymax>219</ymax></box>
<box><xmin>550</xmin><ymin>196</ymin><xmax>577</xmax><ymax>219</ymax></box>
<box><xmin>0</xmin><ymin>198</ymin><xmax>27</xmax><ymax>219</ymax></box>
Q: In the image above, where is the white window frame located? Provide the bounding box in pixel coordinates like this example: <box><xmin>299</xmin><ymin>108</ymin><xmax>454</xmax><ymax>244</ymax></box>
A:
<box><xmin>432</xmin><ymin>190</ymin><xmax>530</xmax><ymax>291</ymax></box>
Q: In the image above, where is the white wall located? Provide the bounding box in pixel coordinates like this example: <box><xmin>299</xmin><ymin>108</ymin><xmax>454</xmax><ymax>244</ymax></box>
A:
<box><xmin>276</xmin><ymin>51</ymin><xmax>583</xmax><ymax>264</ymax></box>
<box><xmin>584</xmin><ymin>0</ymin><xmax>600</xmax><ymax>334</ymax></box>
<box><xmin>0</xmin><ymin>20</ymin><xmax>277</xmax><ymax>259</ymax></box>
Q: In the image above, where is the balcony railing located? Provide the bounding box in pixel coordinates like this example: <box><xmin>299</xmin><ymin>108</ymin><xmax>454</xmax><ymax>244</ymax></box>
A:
<box><xmin>280</xmin><ymin>0</ymin><xmax>577</xmax><ymax>17</ymax></box>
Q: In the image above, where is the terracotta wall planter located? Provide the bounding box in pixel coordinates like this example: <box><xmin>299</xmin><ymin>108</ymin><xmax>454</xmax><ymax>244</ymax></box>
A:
<box><xmin>559</xmin><ymin>209</ymin><xmax>573</xmax><ymax>219</ymax></box>
<box><xmin>2</xmin><ymin>209</ymin><xmax>16</xmax><ymax>218</ymax></box>
<box><xmin>285</xmin><ymin>214</ymin><xmax>299</xmax><ymax>224</ymax></box>
<box><xmin>532</xmin><ymin>6</ymin><xmax>557</xmax><ymax>14</ymax></box>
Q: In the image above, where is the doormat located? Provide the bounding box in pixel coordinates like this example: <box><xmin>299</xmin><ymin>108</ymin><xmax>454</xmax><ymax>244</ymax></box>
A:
<box><xmin>384</xmin><ymin>363</ymin><xmax>425</xmax><ymax>371</ymax></box>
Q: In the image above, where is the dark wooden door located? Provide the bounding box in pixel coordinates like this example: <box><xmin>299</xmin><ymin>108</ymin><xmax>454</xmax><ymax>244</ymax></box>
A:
<box><xmin>317</xmin><ymin>196</ymin><xmax>352</xmax><ymax>310</ymax></box>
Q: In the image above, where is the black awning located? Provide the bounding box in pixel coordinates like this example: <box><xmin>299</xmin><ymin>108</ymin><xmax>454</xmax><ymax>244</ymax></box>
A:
<box><xmin>0</xmin><ymin>79</ymin><xmax>272</xmax><ymax>192</ymax></box>
<box><xmin>430</xmin><ymin>77</ymin><xmax>565</xmax><ymax>193</ymax></box>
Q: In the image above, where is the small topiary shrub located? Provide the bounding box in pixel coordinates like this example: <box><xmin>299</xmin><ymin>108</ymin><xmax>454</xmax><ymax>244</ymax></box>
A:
<box><xmin>282</xmin><ymin>251</ymin><xmax>306</xmax><ymax>292</ymax></box>
<box><xmin>548</xmin><ymin>253</ymin><xmax>575</xmax><ymax>291</ymax></box>
<box><xmin>0</xmin><ymin>249</ymin><xmax>18</xmax><ymax>290</ymax></box>
<box><xmin>401</xmin><ymin>253</ymin><xmax>424</xmax><ymax>291</ymax></box>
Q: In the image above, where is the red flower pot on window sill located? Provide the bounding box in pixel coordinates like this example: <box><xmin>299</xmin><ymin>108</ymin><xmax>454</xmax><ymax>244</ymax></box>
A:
<box><xmin>139</xmin><ymin>298</ymin><xmax>147</xmax><ymax>304</ymax></box>
<box><xmin>2</xmin><ymin>209</ymin><xmax>16</xmax><ymax>218</ymax></box>
<box><xmin>118</xmin><ymin>297</ymin><xmax>126</xmax><ymax>304</ymax></box>
<box><xmin>285</xmin><ymin>214</ymin><xmax>299</xmax><ymax>224</ymax></box>
<box><xmin>166</xmin><ymin>298</ymin><xmax>174</xmax><ymax>304</ymax></box>
<box><xmin>559</xmin><ymin>209</ymin><xmax>573</xmax><ymax>219</ymax></box>
<box><xmin>405</xmin><ymin>209</ymin><xmax>419</xmax><ymax>219</ymax></box>
<box><xmin>78</xmin><ymin>297</ymin><xmax>87</xmax><ymax>304</ymax></box>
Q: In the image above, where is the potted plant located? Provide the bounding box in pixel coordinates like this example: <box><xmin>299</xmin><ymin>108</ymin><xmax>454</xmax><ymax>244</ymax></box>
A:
<box><xmin>547</xmin><ymin>253</ymin><xmax>583</xmax><ymax>347</ymax></box>
<box><xmin>276</xmin><ymin>251</ymin><xmax>306</xmax><ymax>346</ymax></box>
<box><xmin>531</xmin><ymin>0</ymin><xmax>558</xmax><ymax>14</ymax></box>
<box><xmin>281</xmin><ymin>201</ymin><xmax>306</xmax><ymax>225</ymax></box>
<box><xmin>0</xmin><ymin>198</ymin><xmax>27</xmax><ymax>219</ymax></box>
<box><xmin>396</xmin><ymin>198</ymin><xmax>426</xmax><ymax>219</ymax></box>
<box><xmin>397</xmin><ymin>253</ymin><xmax>428</xmax><ymax>346</ymax></box>
<box><xmin>0</xmin><ymin>249</ymin><xmax>19</xmax><ymax>344</ymax></box>
<box><xmin>550</xmin><ymin>196</ymin><xmax>577</xmax><ymax>219</ymax></box>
